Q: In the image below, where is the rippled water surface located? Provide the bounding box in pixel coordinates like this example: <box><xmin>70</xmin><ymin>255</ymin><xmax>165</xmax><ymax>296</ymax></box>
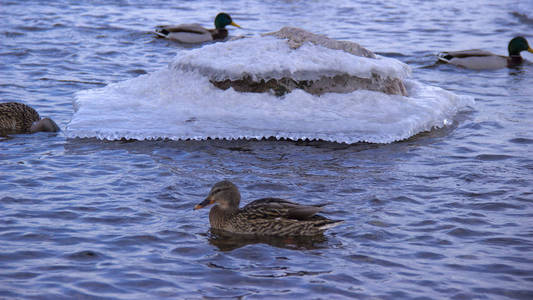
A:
<box><xmin>1</xmin><ymin>0</ymin><xmax>533</xmax><ymax>299</ymax></box>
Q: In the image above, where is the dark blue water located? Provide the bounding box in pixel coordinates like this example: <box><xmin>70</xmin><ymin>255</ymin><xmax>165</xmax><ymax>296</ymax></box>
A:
<box><xmin>1</xmin><ymin>0</ymin><xmax>533</xmax><ymax>299</ymax></box>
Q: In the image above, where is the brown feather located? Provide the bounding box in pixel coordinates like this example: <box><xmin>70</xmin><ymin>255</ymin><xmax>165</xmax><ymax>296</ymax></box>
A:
<box><xmin>0</xmin><ymin>102</ymin><xmax>40</xmax><ymax>133</ymax></box>
<box><xmin>196</xmin><ymin>181</ymin><xmax>343</xmax><ymax>237</ymax></box>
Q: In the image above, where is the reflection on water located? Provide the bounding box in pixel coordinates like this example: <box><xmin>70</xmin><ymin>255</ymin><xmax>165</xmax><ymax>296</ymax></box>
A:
<box><xmin>208</xmin><ymin>229</ymin><xmax>330</xmax><ymax>251</ymax></box>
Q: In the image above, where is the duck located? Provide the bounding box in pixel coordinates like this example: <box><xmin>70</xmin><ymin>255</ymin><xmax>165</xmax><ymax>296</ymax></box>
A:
<box><xmin>0</xmin><ymin>102</ymin><xmax>60</xmax><ymax>134</ymax></box>
<box><xmin>437</xmin><ymin>36</ymin><xmax>533</xmax><ymax>70</ymax></box>
<box><xmin>194</xmin><ymin>180</ymin><xmax>343</xmax><ymax>237</ymax></box>
<box><xmin>155</xmin><ymin>12</ymin><xmax>241</xmax><ymax>44</ymax></box>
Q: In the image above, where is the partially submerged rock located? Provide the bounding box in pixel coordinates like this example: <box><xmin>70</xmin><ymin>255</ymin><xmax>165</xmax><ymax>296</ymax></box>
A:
<box><xmin>211</xmin><ymin>73</ymin><xmax>407</xmax><ymax>96</ymax></box>
<box><xmin>174</xmin><ymin>27</ymin><xmax>410</xmax><ymax>96</ymax></box>
<box><xmin>262</xmin><ymin>26</ymin><xmax>376</xmax><ymax>58</ymax></box>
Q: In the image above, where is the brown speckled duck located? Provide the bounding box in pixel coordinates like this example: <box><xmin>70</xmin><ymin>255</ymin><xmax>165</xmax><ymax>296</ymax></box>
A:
<box><xmin>0</xmin><ymin>102</ymin><xmax>59</xmax><ymax>134</ymax></box>
<box><xmin>194</xmin><ymin>181</ymin><xmax>343</xmax><ymax>237</ymax></box>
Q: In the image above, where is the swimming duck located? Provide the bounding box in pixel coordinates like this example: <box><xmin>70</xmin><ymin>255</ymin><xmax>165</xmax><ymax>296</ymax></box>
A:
<box><xmin>194</xmin><ymin>181</ymin><xmax>343</xmax><ymax>237</ymax></box>
<box><xmin>155</xmin><ymin>12</ymin><xmax>241</xmax><ymax>44</ymax></box>
<box><xmin>438</xmin><ymin>36</ymin><xmax>533</xmax><ymax>70</ymax></box>
<box><xmin>0</xmin><ymin>102</ymin><xmax>59</xmax><ymax>134</ymax></box>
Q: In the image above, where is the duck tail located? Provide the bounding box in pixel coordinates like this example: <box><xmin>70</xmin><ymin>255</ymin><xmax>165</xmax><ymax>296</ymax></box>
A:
<box><xmin>437</xmin><ymin>52</ymin><xmax>453</xmax><ymax>63</ymax></box>
<box><xmin>154</xmin><ymin>28</ymin><xmax>169</xmax><ymax>38</ymax></box>
<box><xmin>318</xmin><ymin>220</ymin><xmax>344</xmax><ymax>231</ymax></box>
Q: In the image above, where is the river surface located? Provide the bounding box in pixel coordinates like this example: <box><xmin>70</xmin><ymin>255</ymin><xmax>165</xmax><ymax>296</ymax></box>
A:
<box><xmin>1</xmin><ymin>0</ymin><xmax>533</xmax><ymax>299</ymax></box>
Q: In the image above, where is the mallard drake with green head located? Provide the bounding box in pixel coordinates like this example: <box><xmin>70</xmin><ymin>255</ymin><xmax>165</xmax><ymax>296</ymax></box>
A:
<box><xmin>194</xmin><ymin>181</ymin><xmax>343</xmax><ymax>237</ymax></box>
<box><xmin>155</xmin><ymin>12</ymin><xmax>241</xmax><ymax>44</ymax></box>
<box><xmin>438</xmin><ymin>36</ymin><xmax>533</xmax><ymax>69</ymax></box>
<box><xmin>0</xmin><ymin>102</ymin><xmax>59</xmax><ymax>134</ymax></box>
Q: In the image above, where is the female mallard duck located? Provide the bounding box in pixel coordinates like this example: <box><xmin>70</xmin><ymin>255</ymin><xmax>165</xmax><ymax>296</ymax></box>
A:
<box><xmin>0</xmin><ymin>102</ymin><xmax>59</xmax><ymax>134</ymax></box>
<box><xmin>194</xmin><ymin>181</ymin><xmax>343</xmax><ymax>237</ymax></box>
<box><xmin>155</xmin><ymin>12</ymin><xmax>241</xmax><ymax>44</ymax></box>
<box><xmin>438</xmin><ymin>36</ymin><xmax>533</xmax><ymax>70</ymax></box>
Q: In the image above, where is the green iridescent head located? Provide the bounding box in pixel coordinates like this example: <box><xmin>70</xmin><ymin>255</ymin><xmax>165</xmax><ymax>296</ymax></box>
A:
<box><xmin>508</xmin><ymin>36</ymin><xmax>533</xmax><ymax>56</ymax></box>
<box><xmin>214</xmin><ymin>13</ymin><xmax>240</xmax><ymax>29</ymax></box>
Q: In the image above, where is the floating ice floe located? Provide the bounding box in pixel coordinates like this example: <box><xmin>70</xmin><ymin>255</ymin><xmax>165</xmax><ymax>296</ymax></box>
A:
<box><xmin>67</xmin><ymin>27</ymin><xmax>474</xmax><ymax>143</ymax></box>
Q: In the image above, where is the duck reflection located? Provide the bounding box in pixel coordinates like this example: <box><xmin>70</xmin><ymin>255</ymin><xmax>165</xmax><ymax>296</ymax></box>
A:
<box><xmin>207</xmin><ymin>228</ymin><xmax>329</xmax><ymax>251</ymax></box>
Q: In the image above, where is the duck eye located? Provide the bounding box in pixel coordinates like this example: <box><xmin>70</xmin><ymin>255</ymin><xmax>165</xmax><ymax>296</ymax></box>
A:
<box><xmin>211</xmin><ymin>187</ymin><xmax>229</xmax><ymax>195</ymax></box>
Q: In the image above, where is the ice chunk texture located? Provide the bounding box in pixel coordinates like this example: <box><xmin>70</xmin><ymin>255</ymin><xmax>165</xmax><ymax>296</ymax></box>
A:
<box><xmin>174</xmin><ymin>27</ymin><xmax>409</xmax><ymax>96</ymax></box>
<box><xmin>67</xmin><ymin>68</ymin><xmax>474</xmax><ymax>143</ymax></box>
<box><xmin>172</xmin><ymin>33</ymin><xmax>411</xmax><ymax>81</ymax></box>
<box><xmin>67</xmin><ymin>27</ymin><xmax>473</xmax><ymax>143</ymax></box>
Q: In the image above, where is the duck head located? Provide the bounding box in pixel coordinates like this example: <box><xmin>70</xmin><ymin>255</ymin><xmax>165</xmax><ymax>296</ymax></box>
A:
<box><xmin>194</xmin><ymin>180</ymin><xmax>241</xmax><ymax>211</ymax></box>
<box><xmin>214</xmin><ymin>13</ymin><xmax>241</xmax><ymax>29</ymax></box>
<box><xmin>30</xmin><ymin>117</ymin><xmax>60</xmax><ymax>133</ymax></box>
<box><xmin>508</xmin><ymin>36</ymin><xmax>533</xmax><ymax>56</ymax></box>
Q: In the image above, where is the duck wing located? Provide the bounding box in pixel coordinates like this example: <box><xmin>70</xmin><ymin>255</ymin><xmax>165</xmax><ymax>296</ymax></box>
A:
<box><xmin>242</xmin><ymin>198</ymin><xmax>324</xmax><ymax>220</ymax></box>
<box><xmin>155</xmin><ymin>23</ymin><xmax>209</xmax><ymax>34</ymax></box>
<box><xmin>154</xmin><ymin>23</ymin><xmax>213</xmax><ymax>43</ymax></box>
<box><xmin>439</xmin><ymin>49</ymin><xmax>495</xmax><ymax>59</ymax></box>
<box><xmin>438</xmin><ymin>50</ymin><xmax>508</xmax><ymax>70</ymax></box>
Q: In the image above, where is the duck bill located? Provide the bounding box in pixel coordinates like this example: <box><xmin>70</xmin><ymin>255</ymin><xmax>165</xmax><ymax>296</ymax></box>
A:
<box><xmin>230</xmin><ymin>21</ymin><xmax>241</xmax><ymax>28</ymax></box>
<box><xmin>528</xmin><ymin>47</ymin><xmax>533</xmax><ymax>54</ymax></box>
<box><xmin>194</xmin><ymin>197</ymin><xmax>215</xmax><ymax>210</ymax></box>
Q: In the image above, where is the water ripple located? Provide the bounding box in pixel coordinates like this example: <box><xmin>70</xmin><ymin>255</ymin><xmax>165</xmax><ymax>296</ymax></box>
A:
<box><xmin>1</xmin><ymin>0</ymin><xmax>533</xmax><ymax>299</ymax></box>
